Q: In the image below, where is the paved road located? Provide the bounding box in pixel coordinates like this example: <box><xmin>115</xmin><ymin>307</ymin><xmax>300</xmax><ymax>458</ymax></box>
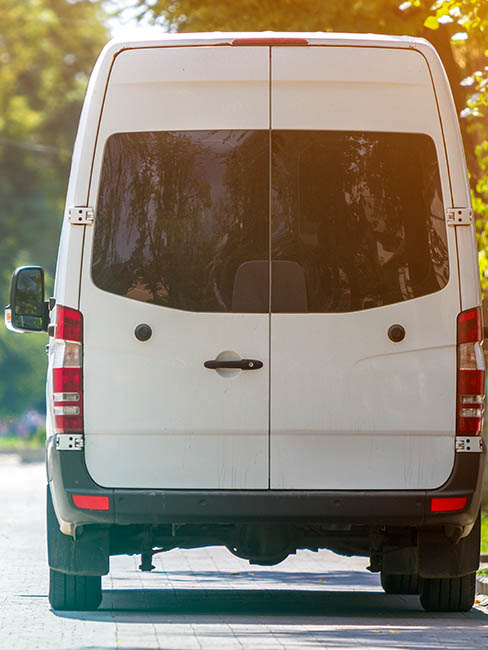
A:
<box><xmin>2</xmin><ymin>456</ymin><xmax>488</xmax><ymax>649</ymax></box>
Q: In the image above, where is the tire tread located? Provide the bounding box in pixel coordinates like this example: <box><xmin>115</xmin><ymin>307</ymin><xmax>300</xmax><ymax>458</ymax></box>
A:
<box><xmin>49</xmin><ymin>568</ymin><xmax>102</xmax><ymax>611</ymax></box>
<box><xmin>419</xmin><ymin>573</ymin><xmax>475</xmax><ymax>612</ymax></box>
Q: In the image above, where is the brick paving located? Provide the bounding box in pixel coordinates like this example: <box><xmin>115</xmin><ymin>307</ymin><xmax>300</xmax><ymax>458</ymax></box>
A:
<box><xmin>1</xmin><ymin>456</ymin><xmax>488</xmax><ymax>649</ymax></box>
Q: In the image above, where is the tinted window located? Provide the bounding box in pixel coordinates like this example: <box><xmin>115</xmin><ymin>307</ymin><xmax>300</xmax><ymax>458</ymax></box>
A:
<box><xmin>92</xmin><ymin>131</ymin><xmax>269</xmax><ymax>312</ymax></box>
<box><xmin>93</xmin><ymin>130</ymin><xmax>448</xmax><ymax>314</ymax></box>
<box><xmin>272</xmin><ymin>131</ymin><xmax>448</xmax><ymax>312</ymax></box>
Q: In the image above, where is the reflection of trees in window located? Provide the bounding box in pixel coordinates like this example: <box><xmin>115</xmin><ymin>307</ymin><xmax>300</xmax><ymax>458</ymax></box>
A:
<box><xmin>16</xmin><ymin>270</ymin><xmax>42</xmax><ymax>317</ymax></box>
<box><xmin>93</xmin><ymin>130</ymin><xmax>448</xmax><ymax>315</ymax></box>
<box><xmin>272</xmin><ymin>131</ymin><xmax>449</xmax><ymax>313</ymax></box>
<box><xmin>93</xmin><ymin>131</ymin><xmax>268</xmax><ymax>312</ymax></box>
<box><xmin>214</xmin><ymin>131</ymin><xmax>269</xmax><ymax>308</ymax></box>
<box><xmin>94</xmin><ymin>132</ymin><xmax>211</xmax><ymax>308</ymax></box>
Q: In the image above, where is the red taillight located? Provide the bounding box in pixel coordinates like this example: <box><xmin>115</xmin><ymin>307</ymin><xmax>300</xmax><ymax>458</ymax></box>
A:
<box><xmin>431</xmin><ymin>496</ymin><xmax>468</xmax><ymax>513</ymax></box>
<box><xmin>53</xmin><ymin>368</ymin><xmax>83</xmax><ymax>433</ymax></box>
<box><xmin>53</xmin><ymin>306</ymin><xmax>83</xmax><ymax>434</ymax></box>
<box><xmin>457</xmin><ymin>307</ymin><xmax>485</xmax><ymax>436</ymax></box>
<box><xmin>72</xmin><ymin>494</ymin><xmax>109</xmax><ymax>511</ymax></box>
<box><xmin>458</xmin><ymin>308</ymin><xmax>482</xmax><ymax>345</ymax></box>
<box><xmin>55</xmin><ymin>305</ymin><xmax>82</xmax><ymax>342</ymax></box>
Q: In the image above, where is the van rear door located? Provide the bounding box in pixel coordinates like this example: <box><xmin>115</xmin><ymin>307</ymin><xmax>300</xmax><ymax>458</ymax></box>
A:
<box><xmin>269</xmin><ymin>46</ymin><xmax>459</xmax><ymax>490</ymax></box>
<box><xmin>79</xmin><ymin>46</ymin><xmax>270</xmax><ymax>489</ymax></box>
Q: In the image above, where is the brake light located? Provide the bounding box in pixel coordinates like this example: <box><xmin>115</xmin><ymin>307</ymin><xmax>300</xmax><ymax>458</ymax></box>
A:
<box><xmin>431</xmin><ymin>496</ymin><xmax>468</xmax><ymax>513</ymax></box>
<box><xmin>55</xmin><ymin>305</ymin><xmax>82</xmax><ymax>343</ymax></box>
<box><xmin>52</xmin><ymin>306</ymin><xmax>83</xmax><ymax>434</ymax></box>
<box><xmin>457</xmin><ymin>307</ymin><xmax>485</xmax><ymax>436</ymax></box>
<box><xmin>232</xmin><ymin>37</ymin><xmax>309</xmax><ymax>46</ymax></box>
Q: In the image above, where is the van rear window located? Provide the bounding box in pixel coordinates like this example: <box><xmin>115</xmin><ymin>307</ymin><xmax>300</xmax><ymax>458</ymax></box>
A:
<box><xmin>92</xmin><ymin>130</ymin><xmax>448</xmax><ymax>313</ymax></box>
<box><xmin>271</xmin><ymin>131</ymin><xmax>448</xmax><ymax>312</ymax></box>
<box><xmin>92</xmin><ymin>130</ymin><xmax>269</xmax><ymax>312</ymax></box>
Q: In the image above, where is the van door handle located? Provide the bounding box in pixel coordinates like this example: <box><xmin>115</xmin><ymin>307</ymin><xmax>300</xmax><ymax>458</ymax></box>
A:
<box><xmin>204</xmin><ymin>358</ymin><xmax>263</xmax><ymax>370</ymax></box>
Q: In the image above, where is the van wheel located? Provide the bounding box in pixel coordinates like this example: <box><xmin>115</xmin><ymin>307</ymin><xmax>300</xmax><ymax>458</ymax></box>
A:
<box><xmin>49</xmin><ymin>568</ymin><xmax>102</xmax><ymax>611</ymax></box>
<box><xmin>380</xmin><ymin>572</ymin><xmax>419</xmax><ymax>595</ymax></box>
<box><xmin>419</xmin><ymin>573</ymin><xmax>476</xmax><ymax>612</ymax></box>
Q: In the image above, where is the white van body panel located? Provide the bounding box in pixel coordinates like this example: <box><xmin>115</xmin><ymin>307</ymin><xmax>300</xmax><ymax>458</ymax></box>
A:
<box><xmin>53</xmin><ymin>33</ymin><xmax>479</xmax><ymax>491</ymax></box>
<box><xmin>270</xmin><ymin>305</ymin><xmax>457</xmax><ymax>489</ymax></box>
<box><xmin>272</xmin><ymin>47</ymin><xmax>441</xmax><ymax>133</ymax></box>
<box><xmin>51</xmin><ymin>41</ymin><xmax>120</xmax><ymax>316</ymax></box>
<box><xmin>457</xmin><ymin>221</ymin><xmax>483</xmax><ymax>311</ymax></box>
<box><xmin>88</xmin><ymin>46</ymin><xmax>270</xmax><ymax>176</ymax></box>
<box><xmin>269</xmin><ymin>45</ymin><xmax>459</xmax><ymax>489</ymax></box>
<box><xmin>80</xmin><ymin>46</ymin><xmax>270</xmax><ymax>488</ymax></box>
<box><xmin>413</xmin><ymin>41</ymin><xmax>480</xmax><ymax>312</ymax></box>
<box><xmin>83</xmin><ymin>299</ymin><xmax>270</xmax><ymax>489</ymax></box>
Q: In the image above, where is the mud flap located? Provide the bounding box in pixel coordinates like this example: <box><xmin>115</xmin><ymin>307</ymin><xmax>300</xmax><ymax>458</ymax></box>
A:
<box><xmin>47</xmin><ymin>486</ymin><xmax>110</xmax><ymax>576</ymax></box>
<box><xmin>418</xmin><ymin>513</ymin><xmax>480</xmax><ymax>579</ymax></box>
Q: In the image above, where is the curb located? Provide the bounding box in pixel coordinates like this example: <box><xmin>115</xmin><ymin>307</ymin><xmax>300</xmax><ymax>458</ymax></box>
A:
<box><xmin>477</xmin><ymin>576</ymin><xmax>488</xmax><ymax>596</ymax></box>
<box><xmin>0</xmin><ymin>448</ymin><xmax>45</xmax><ymax>463</ymax></box>
<box><xmin>18</xmin><ymin>448</ymin><xmax>45</xmax><ymax>463</ymax></box>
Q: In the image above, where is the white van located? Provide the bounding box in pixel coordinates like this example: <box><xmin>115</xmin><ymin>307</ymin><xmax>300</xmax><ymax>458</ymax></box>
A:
<box><xmin>6</xmin><ymin>32</ymin><xmax>486</xmax><ymax>612</ymax></box>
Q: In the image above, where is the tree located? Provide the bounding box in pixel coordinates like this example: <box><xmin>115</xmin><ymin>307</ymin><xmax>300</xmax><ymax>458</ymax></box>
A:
<box><xmin>422</xmin><ymin>0</ymin><xmax>488</xmax><ymax>290</ymax></box>
<box><xmin>132</xmin><ymin>0</ymin><xmax>424</xmax><ymax>33</ymax></box>
<box><xmin>0</xmin><ymin>0</ymin><xmax>107</xmax><ymax>417</ymax></box>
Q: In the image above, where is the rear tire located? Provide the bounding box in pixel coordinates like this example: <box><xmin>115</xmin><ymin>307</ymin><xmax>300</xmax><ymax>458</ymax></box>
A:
<box><xmin>381</xmin><ymin>572</ymin><xmax>419</xmax><ymax>595</ymax></box>
<box><xmin>49</xmin><ymin>568</ymin><xmax>102</xmax><ymax>611</ymax></box>
<box><xmin>419</xmin><ymin>572</ymin><xmax>476</xmax><ymax>612</ymax></box>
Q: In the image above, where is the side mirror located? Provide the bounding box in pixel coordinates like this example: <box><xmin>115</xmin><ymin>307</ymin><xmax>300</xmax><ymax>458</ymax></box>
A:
<box><xmin>5</xmin><ymin>266</ymin><xmax>48</xmax><ymax>333</ymax></box>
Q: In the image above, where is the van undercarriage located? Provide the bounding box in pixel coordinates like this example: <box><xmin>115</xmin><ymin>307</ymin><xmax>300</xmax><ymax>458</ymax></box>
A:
<box><xmin>79</xmin><ymin>519</ymin><xmax>480</xmax><ymax>579</ymax></box>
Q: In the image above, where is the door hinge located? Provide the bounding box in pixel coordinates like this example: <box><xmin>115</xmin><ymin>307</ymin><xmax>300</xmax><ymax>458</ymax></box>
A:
<box><xmin>455</xmin><ymin>436</ymin><xmax>483</xmax><ymax>453</ymax></box>
<box><xmin>68</xmin><ymin>206</ymin><xmax>95</xmax><ymax>225</ymax></box>
<box><xmin>446</xmin><ymin>207</ymin><xmax>473</xmax><ymax>226</ymax></box>
<box><xmin>55</xmin><ymin>433</ymin><xmax>84</xmax><ymax>451</ymax></box>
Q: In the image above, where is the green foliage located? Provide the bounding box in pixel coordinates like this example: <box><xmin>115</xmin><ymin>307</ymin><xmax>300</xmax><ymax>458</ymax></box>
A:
<box><xmin>422</xmin><ymin>0</ymin><xmax>488</xmax><ymax>290</ymax></box>
<box><xmin>0</xmin><ymin>0</ymin><xmax>108</xmax><ymax>294</ymax></box>
<box><xmin>132</xmin><ymin>0</ymin><xmax>429</xmax><ymax>33</ymax></box>
<box><xmin>424</xmin><ymin>0</ymin><xmax>488</xmax><ymax>124</ymax></box>
<box><xmin>0</xmin><ymin>0</ymin><xmax>107</xmax><ymax>416</ymax></box>
<box><xmin>428</xmin><ymin>0</ymin><xmax>488</xmax><ymax>35</ymax></box>
<box><xmin>0</xmin><ymin>428</ymin><xmax>45</xmax><ymax>449</ymax></box>
<box><xmin>481</xmin><ymin>512</ymin><xmax>488</xmax><ymax>554</ymax></box>
<box><xmin>0</xmin><ymin>327</ymin><xmax>47</xmax><ymax>417</ymax></box>
<box><xmin>475</xmin><ymin>141</ymin><xmax>488</xmax><ymax>289</ymax></box>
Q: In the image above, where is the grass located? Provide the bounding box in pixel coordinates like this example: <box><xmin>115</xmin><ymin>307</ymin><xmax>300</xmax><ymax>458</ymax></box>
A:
<box><xmin>479</xmin><ymin>505</ymin><xmax>488</xmax><ymax>576</ymax></box>
<box><xmin>482</xmin><ymin>513</ymin><xmax>488</xmax><ymax>555</ymax></box>
<box><xmin>0</xmin><ymin>431</ymin><xmax>45</xmax><ymax>451</ymax></box>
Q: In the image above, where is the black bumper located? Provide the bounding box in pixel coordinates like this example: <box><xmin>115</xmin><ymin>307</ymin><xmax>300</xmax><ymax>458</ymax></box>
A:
<box><xmin>46</xmin><ymin>435</ymin><xmax>485</xmax><ymax>530</ymax></box>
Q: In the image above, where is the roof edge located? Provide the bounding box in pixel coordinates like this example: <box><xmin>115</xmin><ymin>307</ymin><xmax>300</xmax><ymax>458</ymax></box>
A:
<box><xmin>103</xmin><ymin>31</ymin><xmax>422</xmax><ymax>53</ymax></box>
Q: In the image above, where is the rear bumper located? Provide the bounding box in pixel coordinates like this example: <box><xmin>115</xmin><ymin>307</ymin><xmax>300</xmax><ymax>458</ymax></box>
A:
<box><xmin>46</xmin><ymin>435</ymin><xmax>485</xmax><ymax>530</ymax></box>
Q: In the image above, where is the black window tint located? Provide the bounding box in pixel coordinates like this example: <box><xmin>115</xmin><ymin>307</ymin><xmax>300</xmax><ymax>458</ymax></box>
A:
<box><xmin>271</xmin><ymin>131</ymin><xmax>449</xmax><ymax>312</ymax></box>
<box><xmin>93</xmin><ymin>130</ymin><xmax>448</xmax><ymax>314</ymax></box>
<box><xmin>92</xmin><ymin>131</ymin><xmax>269</xmax><ymax>312</ymax></box>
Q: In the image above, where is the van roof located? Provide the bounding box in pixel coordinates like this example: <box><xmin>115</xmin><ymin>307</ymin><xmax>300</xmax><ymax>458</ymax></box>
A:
<box><xmin>103</xmin><ymin>31</ymin><xmax>429</xmax><ymax>54</ymax></box>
